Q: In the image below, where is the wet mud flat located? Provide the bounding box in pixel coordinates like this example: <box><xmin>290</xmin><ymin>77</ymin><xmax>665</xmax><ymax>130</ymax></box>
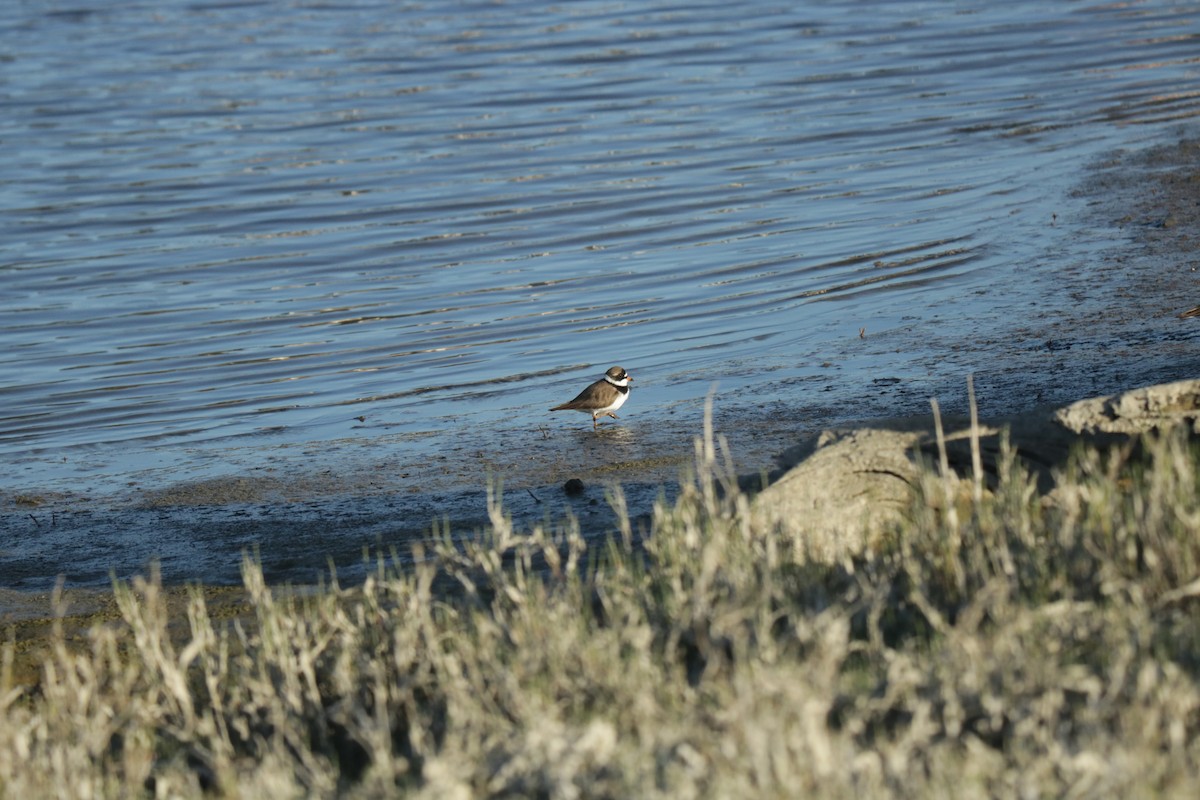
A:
<box><xmin>4</xmin><ymin>134</ymin><xmax>1200</xmax><ymax>623</ymax></box>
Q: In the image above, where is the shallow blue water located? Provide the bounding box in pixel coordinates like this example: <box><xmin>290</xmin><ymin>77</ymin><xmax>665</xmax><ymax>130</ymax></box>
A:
<box><xmin>2</xmin><ymin>0</ymin><xmax>1199</xmax><ymax>497</ymax></box>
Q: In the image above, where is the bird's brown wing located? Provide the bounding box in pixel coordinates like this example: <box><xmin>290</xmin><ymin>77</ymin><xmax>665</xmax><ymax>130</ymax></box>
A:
<box><xmin>549</xmin><ymin>379</ymin><xmax>604</xmax><ymax>411</ymax></box>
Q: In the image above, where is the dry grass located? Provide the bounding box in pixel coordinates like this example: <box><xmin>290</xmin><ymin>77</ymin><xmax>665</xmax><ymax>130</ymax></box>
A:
<box><xmin>3</xmin><ymin>419</ymin><xmax>1200</xmax><ymax>798</ymax></box>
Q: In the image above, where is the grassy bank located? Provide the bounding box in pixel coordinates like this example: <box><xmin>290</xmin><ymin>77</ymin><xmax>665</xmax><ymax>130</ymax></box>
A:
<box><xmin>3</xmin><ymin>421</ymin><xmax>1200</xmax><ymax>798</ymax></box>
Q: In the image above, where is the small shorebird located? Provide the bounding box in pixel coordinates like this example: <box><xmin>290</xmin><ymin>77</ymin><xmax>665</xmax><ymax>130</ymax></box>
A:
<box><xmin>550</xmin><ymin>366</ymin><xmax>633</xmax><ymax>430</ymax></box>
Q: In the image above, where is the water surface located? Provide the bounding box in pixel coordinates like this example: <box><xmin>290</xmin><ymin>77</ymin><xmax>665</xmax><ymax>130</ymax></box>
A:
<box><xmin>3</xmin><ymin>0</ymin><xmax>1199</xmax><ymax>501</ymax></box>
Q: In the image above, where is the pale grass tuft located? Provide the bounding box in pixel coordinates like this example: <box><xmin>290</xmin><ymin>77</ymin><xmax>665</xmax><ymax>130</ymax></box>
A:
<box><xmin>2</xmin><ymin>415</ymin><xmax>1200</xmax><ymax>797</ymax></box>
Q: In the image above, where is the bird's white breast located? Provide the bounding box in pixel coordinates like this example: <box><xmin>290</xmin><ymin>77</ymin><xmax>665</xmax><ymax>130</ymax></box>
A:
<box><xmin>602</xmin><ymin>386</ymin><xmax>629</xmax><ymax>413</ymax></box>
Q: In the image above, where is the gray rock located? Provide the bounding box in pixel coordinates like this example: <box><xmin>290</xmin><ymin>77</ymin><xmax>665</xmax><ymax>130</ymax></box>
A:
<box><xmin>750</xmin><ymin>380</ymin><xmax>1200</xmax><ymax>562</ymax></box>
<box><xmin>1054</xmin><ymin>378</ymin><xmax>1200</xmax><ymax>434</ymax></box>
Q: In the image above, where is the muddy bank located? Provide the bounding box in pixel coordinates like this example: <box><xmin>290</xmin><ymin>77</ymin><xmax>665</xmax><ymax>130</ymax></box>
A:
<box><xmin>3</xmin><ymin>133</ymin><xmax>1200</xmax><ymax>617</ymax></box>
<box><xmin>0</xmin><ymin>397</ymin><xmax>823</xmax><ymax>595</ymax></box>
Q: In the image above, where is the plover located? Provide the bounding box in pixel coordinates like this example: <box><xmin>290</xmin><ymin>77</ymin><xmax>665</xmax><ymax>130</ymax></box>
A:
<box><xmin>550</xmin><ymin>366</ymin><xmax>633</xmax><ymax>430</ymax></box>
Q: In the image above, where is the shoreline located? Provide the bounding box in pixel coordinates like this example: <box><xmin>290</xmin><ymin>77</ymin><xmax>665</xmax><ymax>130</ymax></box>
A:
<box><xmin>3</xmin><ymin>133</ymin><xmax>1199</xmax><ymax>613</ymax></box>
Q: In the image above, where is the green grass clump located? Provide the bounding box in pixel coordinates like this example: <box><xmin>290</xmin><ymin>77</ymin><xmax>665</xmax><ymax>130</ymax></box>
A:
<box><xmin>3</xmin><ymin>423</ymin><xmax>1200</xmax><ymax>798</ymax></box>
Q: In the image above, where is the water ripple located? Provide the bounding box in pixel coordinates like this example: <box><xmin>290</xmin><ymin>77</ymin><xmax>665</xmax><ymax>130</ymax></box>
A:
<box><xmin>1</xmin><ymin>0</ymin><xmax>1198</xmax><ymax>491</ymax></box>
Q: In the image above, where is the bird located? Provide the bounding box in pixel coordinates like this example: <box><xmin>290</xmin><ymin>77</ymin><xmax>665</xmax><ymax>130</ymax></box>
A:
<box><xmin>549</xmin><ymin>366</ymin><xmax>633</xmax><ymax>430</ymax></box>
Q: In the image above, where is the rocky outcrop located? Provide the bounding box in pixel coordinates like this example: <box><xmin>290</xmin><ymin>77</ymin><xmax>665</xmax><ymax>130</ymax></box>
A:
<box><xmin>750</xmin><ymin>379</ymin><xmax>1200</xmax><ymax>561</ymax></box>
<box><xmin>1054</xmin><ymin>379</ymin><xmax>1200</xmax><ymax>434</ymax></box>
